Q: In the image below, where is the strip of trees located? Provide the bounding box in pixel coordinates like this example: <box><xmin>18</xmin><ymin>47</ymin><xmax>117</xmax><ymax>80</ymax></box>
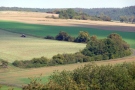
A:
<box><xmin>45</xmin><ymin>31</ymin><xmax>91</xmax><ymax>43</ymax></box>
<box><xmin>55</xmin><ymin>9</ymin><xmax>111</xmax><ymax>21</ymax></box>
<box><xmin>120</xmin><ymin>16</ymin><xmax>135</xmax><ymax>23</ymax></box>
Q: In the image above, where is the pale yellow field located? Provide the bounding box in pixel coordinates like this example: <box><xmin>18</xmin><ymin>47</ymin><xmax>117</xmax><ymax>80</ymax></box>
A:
<box><xmin>0</xmin><ymin>29</ymin><xmax>86</xmax><ymax>62</ymax></box>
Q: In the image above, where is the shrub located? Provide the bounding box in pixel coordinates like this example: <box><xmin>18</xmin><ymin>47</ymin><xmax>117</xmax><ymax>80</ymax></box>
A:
<box><xmin>12</xmin><ymin>57</ymin><xmax>49</xmax><ymax>68</ymax></box>
<box><xmin>44</xmin><ymin>35</ymin><xmax>54</xmax><ymax>39</ymax></box>
<box><xmin>75</xmin><ymin>31</ymin><xmax>90</xmax><ymax>43</ymax></box>
<box><xmin>23</xmin><ymin>63</ymin><xmax>135</xmax><ymax>90</ymax></box>
<box><xmin>0</xmin><ymin>59</ymin><xmax>8</xmax><ymax>68</ymax></box>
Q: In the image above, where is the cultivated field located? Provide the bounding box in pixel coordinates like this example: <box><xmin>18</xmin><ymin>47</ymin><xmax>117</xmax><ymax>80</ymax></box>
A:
<box><xmin>0</xmin><ymin>20</ymin><xmax>135</xmax><ymax>48</ymax></box>
<box><xmin>0</xmin><ymin>11</ymin><xmax>135</xmax><ymax>32</ymax></box>
<box><xmin>0</xmin><ymin>29</ymin><xmax>86</xmax><ymax>62</ymax></box>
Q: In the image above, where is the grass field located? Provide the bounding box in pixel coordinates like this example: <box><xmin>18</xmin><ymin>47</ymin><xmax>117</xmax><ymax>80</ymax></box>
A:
<box><xmin>0</xmin><ymin>21</ymin><xmax>134</xmax><ymax>48</ymax></box>
<box><xmin>0</xmin><ymin>85</ymin><xmax>21</xmax><ymax>90</ymax></box>
<box><xmin>0</xmin><ymin>29</ymin><xmax>85</xmax><ymax>62</ymax></box>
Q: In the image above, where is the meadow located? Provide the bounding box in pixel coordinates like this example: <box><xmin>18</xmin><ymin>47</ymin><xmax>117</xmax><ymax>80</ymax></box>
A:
<box><xmin>0</xmin><ymin>18</ymin><xmax>135</xmax><ymax>89</ymax></box>
<box><xmin>0</xmin><ymin>29</ymin><xmax>85</xmax><ymax>62</ymax></box>
<box><xmin>0</xmin><ymin>21</ymin><xmax>134</xmax><ymax>49</ymax></box>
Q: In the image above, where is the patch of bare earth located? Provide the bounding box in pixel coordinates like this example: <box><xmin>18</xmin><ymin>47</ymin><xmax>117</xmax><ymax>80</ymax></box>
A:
<box><xmin>0</xmin><ymin>11</ymin><xmax>135</xmax><ymax>32</ymax></box>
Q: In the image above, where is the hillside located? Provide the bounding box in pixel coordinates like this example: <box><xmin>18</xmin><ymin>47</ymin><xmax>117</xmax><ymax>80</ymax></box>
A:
<box><xmin>0</xmin><ymin>29</ymin><xmax>85</xmax><ymax>62</ymax></box>
<box><xmin>74</xmin><ymin>6</ymin><xmax>135</xmax><ymax>20</ymax></box>
<box><xmin>0</xmin><ymin>6</ymin><xmax>135</xmax><ymax>20</ymax></box>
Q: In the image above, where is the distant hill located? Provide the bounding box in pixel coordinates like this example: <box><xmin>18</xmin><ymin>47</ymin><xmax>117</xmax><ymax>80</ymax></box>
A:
<box><xmin>0</xmin><ymin>6</ymin><xmax>135</xmax><ymax>20</ymax></box>
<box><xmin>74</xmin><ymin>6</ymin><xmax>135</xmax><ymax>20</ymax></box>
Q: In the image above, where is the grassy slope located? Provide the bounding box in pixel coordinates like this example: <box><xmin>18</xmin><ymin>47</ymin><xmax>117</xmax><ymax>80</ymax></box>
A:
<box><xmin>0</xmin><ymin>20</ymin><xmax>134</xmax><ymax>89</ymax></box>
<box><xmin>0</xmin><ymin>85</ymin><xmax>21</xmax><ymax>90</ymax></box>
<box><xmin>0</xmin><ymin>21</ymin><xmax>134</xmax><ymax>48</ymax></box>
<box><xmin>0</xmin><ymin>29</ymin><xmax>85</xmax><ymax>62</ymax></box>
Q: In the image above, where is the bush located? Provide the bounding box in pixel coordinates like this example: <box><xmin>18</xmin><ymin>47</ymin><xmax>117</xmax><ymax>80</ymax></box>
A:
<box><xmin>23</xmin><ymin>63</ymin><xmax>135</xmax><ymax>90</ymax></box>
<box><xmin>0</xmin><ymin>59</ymin><xmax>8</xmax><ymax>68</ymax></box>
<box><xmin>75</xmin><ymin>31</ymin><xmax>90</xmax><ymax>43</ymax></box>
<box><xmin>44</xmin><ymin>35</ymin><xmax>54</xmax><ymax>39</ymax></box>
<box><xmin>13</xmin><ymin>57</ymin><xmax>49</xmax><ymax>68</ymax></box>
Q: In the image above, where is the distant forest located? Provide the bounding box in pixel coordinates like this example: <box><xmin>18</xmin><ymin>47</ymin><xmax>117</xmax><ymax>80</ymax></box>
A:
<box><xmin>0</xmin><ymin>6</ymin><xmax>135</xmax><ymax>21</ymax></box>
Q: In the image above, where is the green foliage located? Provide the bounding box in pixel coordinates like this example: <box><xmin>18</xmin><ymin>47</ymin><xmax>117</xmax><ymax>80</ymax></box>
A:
<box><xmin>22</xmin><ymin>76</ymin><xmax>45</xmax><ymax>90</ymax></box>
<box><xmin>48</xmin><ymin>31</ymin><xmax>92</xmax><ymax>43</ymax></box>
<box><xmin>120</xmin><ymin>16</ymin><xmax>135</xmax><ymax>23</ymax></box>
<box><xmin>75</xmin><ymin>31</ymin><xmax>90</xmax><ymax>43</ymax></box>
<box><xmin>12</xmin><ymin>53</ymin><xmax>91</xmax><ymax>68</ymax></box>
<box><xmin>0</xmin><ymin>59</ymin><xmax>8</xmax><ymax>68</ymax></box>
<box><xmin>55</xmin><ymin>31</ymin><xmax>75</xmax><ymax>41</ymax></box>
<box><xmin>82</xmin><ymin>33</ymin><xmax>131</xmax><ymax>59</ymax></box>
<box><xmin>44</xmin><ymin>35</ymin><xmax>54</xmax><ymax>39</ymax></box>
<box><xmin>57</xmin><ymin>9</ymin><xmax>101</xmax><ymax>20</ymax></box>
<box><xmin>13</xmin><ymin>57</ymin><xmax>49</xmax><ymax>68</ymax></box>
<box><xmin>50</xmin><ymin>52</ymin><xmax>91</xmax><ymax>65</ymax></box>
<box><xmin>23</xmin><ymin>63</ymin><xmax>135</xmax><ymax>90</ymax></box>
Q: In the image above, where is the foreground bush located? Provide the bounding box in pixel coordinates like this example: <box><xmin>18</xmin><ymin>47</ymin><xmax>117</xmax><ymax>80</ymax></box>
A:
<box><xmin>23</xmin><ymin>62</ymin><xmax>135</xmax><ymax>90</ymax></box>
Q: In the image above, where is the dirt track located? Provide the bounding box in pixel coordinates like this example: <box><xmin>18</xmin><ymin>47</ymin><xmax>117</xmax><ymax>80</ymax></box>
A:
<box><xmin>0</xmin><ymin>11</ymin><xmax>135</xmax><ymax>32</ymax></box>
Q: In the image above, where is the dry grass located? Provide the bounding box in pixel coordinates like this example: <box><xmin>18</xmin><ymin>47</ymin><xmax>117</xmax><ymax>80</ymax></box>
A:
<box><xmin>0</xmin><ymin>29</ymin><xmax>86</xmax><ymax>62</ymax></box>
<box><xmin>0</xmin><ymin>11</ymin><xmax>135</xmax><ymax>32</ymax></box>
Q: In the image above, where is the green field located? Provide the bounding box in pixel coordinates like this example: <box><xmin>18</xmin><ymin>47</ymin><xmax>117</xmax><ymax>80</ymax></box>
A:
<box><xmin>0</xmin><ymin>29</ymin><xmax>85</xmax><ymax>62</ymax></box>
<box><xmin>0</xmin><ymin>21</ymin><xmax>135</xmax><ymax>48</ymax></box>
<box><xmin>0</xmin><ymin>85</ymin><xmax>21</xmax><ymax>90</ymax></box>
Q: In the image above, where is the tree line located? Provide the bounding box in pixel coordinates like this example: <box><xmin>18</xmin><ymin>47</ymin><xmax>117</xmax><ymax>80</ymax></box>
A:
<box><xmin>54</xmin><ymin>9</ymin><xmax>111</xmax><ymax>21</ymax></box>
<box><xmin>12</xmin><ymin>33</ymin><xmax>131</xmax><ymax>68</ymax></box>
<box><xmin>45</xmin><ymin>31</ymin><xmax>93</xmax><ymax>43</ymax></box>
<box><xmin>0</xmin><ymin>6</ymin><xmax>135</xmax><ymax>21</ymax></box>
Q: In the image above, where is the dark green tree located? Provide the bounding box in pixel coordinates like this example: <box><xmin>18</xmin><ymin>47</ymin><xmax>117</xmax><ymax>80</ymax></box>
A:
<box><xmin>55</xmin><ymin>31</ymin><xmax>69</xmax><ymax>41</ymax></box>
<box><xmin>75</xmin><ymin>31</ymin><xmax>90</xmax><ymax>43</ymax></box>
<box><xmin>82</xmin><ymin>33</ymin><xmax>131</xmax><ymax>59</ymax></box>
